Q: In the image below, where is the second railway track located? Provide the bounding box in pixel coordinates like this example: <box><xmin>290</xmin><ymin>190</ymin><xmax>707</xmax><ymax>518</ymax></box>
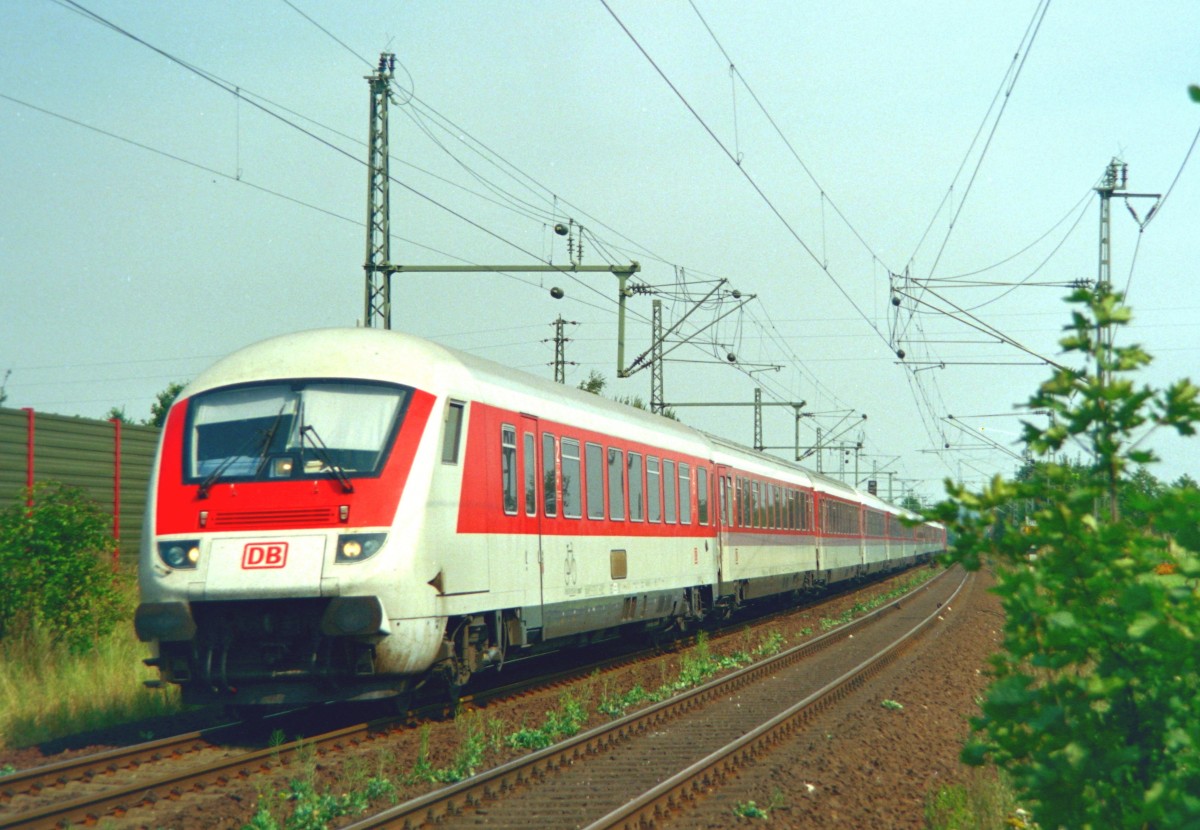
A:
<box><xmin>0</xmin><ymin>566</ymin><xmax>949</xmax><ymax>829</ymax></box>
<box><xmin>342</xmin><ymin>566</ymin><xmax>967</xmax><ymax>829</ymax></box>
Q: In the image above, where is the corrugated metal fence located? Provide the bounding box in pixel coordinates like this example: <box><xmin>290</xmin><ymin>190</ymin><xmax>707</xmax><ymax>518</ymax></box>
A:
<box><xmin>0</xmin><ymin>407</ymin><xmax>160</xmax><ymax>565</ymax></box>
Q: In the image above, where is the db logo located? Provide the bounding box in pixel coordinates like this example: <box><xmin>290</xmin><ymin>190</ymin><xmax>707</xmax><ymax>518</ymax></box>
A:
<box><xmin>242</xmin><ymin>542</ymin><xmax>288</xmax><ymax>569</ymax></box>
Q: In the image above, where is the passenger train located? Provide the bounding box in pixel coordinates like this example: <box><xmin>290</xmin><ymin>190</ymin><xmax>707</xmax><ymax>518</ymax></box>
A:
<box><xmin>134</xmin><ymin>327</ymin><xmax>945</xmax><ymax>707</ymax></box>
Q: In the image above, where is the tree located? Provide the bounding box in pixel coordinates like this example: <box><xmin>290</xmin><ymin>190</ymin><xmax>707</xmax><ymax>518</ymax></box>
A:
<box><xmin>928</xmin><ymin>286</ymin><xmax>1200</xmax><ymax>827</ymax></box>
<box><xmin>105</xmin><ymin>405</ymin><xmax>133</xmax><ymax>424</ymax></box>
<box><xmin>899</xmin><ymin>493</ymin><xmax>923</xmax><ymax>512</ymax></box>
<box><xmin>577</xmin><ymin>371</ymin><xmax>678</xmax><ymax>420</ymax></box>
<box><xmin>148</xmin><ymin>381</ymin><xmax>186</xmax><ymax>428</ymax></box>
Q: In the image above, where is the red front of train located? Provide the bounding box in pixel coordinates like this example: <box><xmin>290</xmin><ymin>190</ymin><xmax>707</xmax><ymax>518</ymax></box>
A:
<box><xmin>134</xmin><ymin>330</ymin><xmax>450</xmax><ymax>707</ymax></box>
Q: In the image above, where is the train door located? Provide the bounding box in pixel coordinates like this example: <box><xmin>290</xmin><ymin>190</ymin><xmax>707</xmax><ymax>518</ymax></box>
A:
<box><xmin>716</xmin><ymin>465</ymin><xmax>735</xmax><ymax>587</ymax></box>
<box><xmin>520</xmin><ymin>415</ymin><xmax>545</xmax><ymax>632</ymax></box>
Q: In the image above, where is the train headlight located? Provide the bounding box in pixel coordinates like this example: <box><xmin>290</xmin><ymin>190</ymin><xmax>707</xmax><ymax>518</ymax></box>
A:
<box><xmin>158</xmin><ymin>540</ymin><xmax>201</xmax><ymax>570</ymax></box>
<box><xmin>336</xmin><ymin>532</ymin><xmax>386</xmax><ymax>563</ymax></box>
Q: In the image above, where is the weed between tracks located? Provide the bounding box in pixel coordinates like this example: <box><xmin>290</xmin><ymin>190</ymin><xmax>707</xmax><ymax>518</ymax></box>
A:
<box><xmin>242</xmin><ymin>570</ymin><xmax>938</xmax><ymax>830</ymax></box>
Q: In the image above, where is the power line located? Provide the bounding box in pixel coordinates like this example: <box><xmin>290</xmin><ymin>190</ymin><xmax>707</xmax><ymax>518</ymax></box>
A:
<box><xmin>599</xmin><ymin>0</ymin><xmax>892</xmax><ymax>357</ymax></box>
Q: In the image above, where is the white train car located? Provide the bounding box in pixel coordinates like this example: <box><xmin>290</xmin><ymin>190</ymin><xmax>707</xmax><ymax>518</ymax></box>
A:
<box><xmin>135</xmin><ymin>327</ymin><xmax>944</xmax><ymax>708</ymax></box>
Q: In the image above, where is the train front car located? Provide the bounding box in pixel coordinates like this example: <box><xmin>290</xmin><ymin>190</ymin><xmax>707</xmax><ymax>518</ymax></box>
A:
<box><xmin>134</xmin><ymin>329</ymin><xmax>443</xmax><ymax>708</ymax></box>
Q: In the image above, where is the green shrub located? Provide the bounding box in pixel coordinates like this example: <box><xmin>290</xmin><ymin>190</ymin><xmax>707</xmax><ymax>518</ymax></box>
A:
<box><xmin>0</xmin><ymin>482</ymin><xmax>125</xmax><ymax>652</ymax></box>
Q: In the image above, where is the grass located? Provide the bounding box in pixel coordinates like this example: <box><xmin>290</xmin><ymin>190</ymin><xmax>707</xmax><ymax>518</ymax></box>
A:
<box><xmin>0</xmin><ymin>582</ymin><xmax>183</xmax><ymax>752</ymax></box>
<box><xmin>924</xmin><ymin>769</ymin><xmax>1030</xmax><ymax>829</ymax></box>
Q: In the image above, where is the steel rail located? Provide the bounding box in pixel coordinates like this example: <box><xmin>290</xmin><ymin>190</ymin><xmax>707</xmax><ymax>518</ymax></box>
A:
<box><xmin>585</xmin><ymin>571</ymin><xmax>970</xmax><ymax>829</ymax></box>
<box><xmin>340</xmin><ymin>566</ymin><xmax>955</xmax><ymax>830</ymax></box>
<box><xmin>0</xmin><ymin>566</ymin><xmax>941</xmax><ymax>828</ymax></box>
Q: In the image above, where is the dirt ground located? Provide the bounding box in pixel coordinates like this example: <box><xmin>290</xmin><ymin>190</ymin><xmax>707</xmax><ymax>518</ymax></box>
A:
<box><xmin>2</xmin><ymin>567</ymin><xmax>1005</xmax><ymax>829</ymax></box>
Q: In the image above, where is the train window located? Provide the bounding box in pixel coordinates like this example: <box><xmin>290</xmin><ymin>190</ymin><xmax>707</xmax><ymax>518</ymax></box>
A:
<box><xmin>647</xmin><ymin>456</ymin><xmax>662</xmax><ymax>523</ymax></box>
<box><xmin>739</xmin><ymin>478</ymin><xmax>749</xmax><ymax>527</ymax></box>
<box><xmin>542</xmin><ymin>433</ymin><xmax>558</xmax><ymax>517</ymax></box>
<box><xmin>561</xmin><ymin>438</ymin><xmax>581</xmax><ymax>518</ymax></box>
<box><xmin>663</xmin><ymin>459</ymin><xmax>677</xmax><ymax>523</ymax></box>
<box><xmin>501</xmin><ymin>425</ymin><xmax>518</xmax><ymax>515</ymax></box>
<box><xmin>678</xmin><ymin>463</ymin><xmax>691</xmax><ymax>525</ymax></box>
<box><xmin>697</xmin><ymin>467</ymin><xmax>709</xmax><ymax>525</ymax></box>
<box><xmin>441</xmin><ymin>401</ymin><xmax>465</xmax><ymax>464</ymax></box>
<box><xmin>628</xmin><ymin>452</ymin><xmax>644</xmax><ymax>521</ymax></box>
<box><xmin>586</xmin><ymin>442</ymin><xmax>604</xmax><ymax>520</ymax></box>
<box><xmin>523</xmin><ymin>433</ymin><xmax>536</xmax><ymax>516</ymax></box>
<box><xmin>751</xmin><ymin>480</ymin><xmax>760</xmax><ymax>528</ymax></box>
<box><xmin>187</xmin><ymin>380</ymin><xmax>407</xmax><ymax>481</ymax></box>
<box><xmin>608</xmin><ymin>448</ymin><xmax>625</xmax><ymax>521</ymax></box>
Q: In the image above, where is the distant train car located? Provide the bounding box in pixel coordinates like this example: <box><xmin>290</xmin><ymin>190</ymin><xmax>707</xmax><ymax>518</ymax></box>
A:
<box><xmin>134</xmin><ymin>327</ymin><xmax>944</xmax><ymax>707</ymax></box>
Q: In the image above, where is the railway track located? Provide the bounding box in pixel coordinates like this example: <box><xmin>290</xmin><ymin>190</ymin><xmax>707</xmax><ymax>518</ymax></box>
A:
<box><xmin>338</xmin><ymin>566</ymin><xmax>966</xmax><ymax>829</ymax></box>
<box><xmin>0</xmin><ymin>567</ymin><xmax>942</xmax><ymax>829</ymax></box>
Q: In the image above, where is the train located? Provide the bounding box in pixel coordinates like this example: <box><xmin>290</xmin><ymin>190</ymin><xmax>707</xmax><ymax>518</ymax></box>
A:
<box><xmin>134</xmin><ymin>327</ymin><xmax>945</xmax><ymax>708</ymax></box>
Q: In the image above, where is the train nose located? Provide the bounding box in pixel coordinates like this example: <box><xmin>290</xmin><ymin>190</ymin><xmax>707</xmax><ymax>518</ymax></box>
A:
<box><xmin>204</xmin><ymin>535</ymin><xmax>328</xmax><ymax>598</ymax></box>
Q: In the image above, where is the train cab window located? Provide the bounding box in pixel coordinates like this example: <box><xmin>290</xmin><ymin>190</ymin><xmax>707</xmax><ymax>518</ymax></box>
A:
<box><xmin>441</xmin><ymin>401</ymin><xmax>465</xmax><ymax>464</ymax></box>
<box><xmin>501</xmin><ymin>425</ymin><xmax>518</xmax><ymax>515</ymax></box>
<box><xmin>523</xmin><ymin>433</ymin><xmax>537</xmax><ymax>516</ymax></box>
<box><xmin>561</xmin><ymin>438</ymin><xmax>582</xmax><ymax>519</ymax></box>
<box><xmin>678</xmin><ymin>463</ymin><xmax>691</xmax><ymax>525</ymax></box>
<box><xmin>608</xmin><ymin>448</ymin><xmax>625</xmax><ymax>521</ymax></box>
<box><xmin>647</xmin><ymin>456</ymin><xmax>662</xmax><ymax>523</ymax></box>
<box><xmin>586</xmin><ymin>442</ymin><xmax>604</xmax><ymax>520</ymax></box>
<box><xmin>697</xmin><ymin>467</ymin><xmax>709</xmax><ymax>525</ymax></box>
<box><xmin>628</xmin><ymin>452</ymin><xmax>644</xmax><ymax>521</ymax></box>
<box><xmin>542</xmin><ymin>433</ymin><xmax>558</xmax><ymax>517</ymax></box>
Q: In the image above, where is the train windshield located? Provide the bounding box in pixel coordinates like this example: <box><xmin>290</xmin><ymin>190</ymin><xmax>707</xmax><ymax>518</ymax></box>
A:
<box><xmin>185</xmin><ymin>380</ymin><xmax>409</xmax><ymax>483</ymax></box>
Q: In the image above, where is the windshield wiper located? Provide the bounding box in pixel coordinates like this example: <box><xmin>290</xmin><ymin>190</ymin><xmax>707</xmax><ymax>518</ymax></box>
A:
<box><xmin>300</xmin><ymin>424</ymin><xmax>355</xmax><ymax>494</ymax></box>
<box><xmin>197</xmin><ymin>428</ymin><xmax>264</xmax><ymax>499</ymax></box>
<box><xmin>253</xmin><ymin>401</ymin><xmax>292</xmax><ymax>477</ymax></box>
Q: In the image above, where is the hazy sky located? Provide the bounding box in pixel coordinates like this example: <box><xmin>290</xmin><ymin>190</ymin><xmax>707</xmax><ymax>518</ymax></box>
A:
<box><xmin>3</xmin><ymin>1</ymin><xmax>1198</xmax><ymax>501</ymax></box>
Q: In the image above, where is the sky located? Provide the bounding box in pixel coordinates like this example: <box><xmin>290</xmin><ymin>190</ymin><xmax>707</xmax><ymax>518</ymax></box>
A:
<box><xmin>2</xmin><ymin>0</ymin><xmax>1198</xmax><ymax>503</ymax></box>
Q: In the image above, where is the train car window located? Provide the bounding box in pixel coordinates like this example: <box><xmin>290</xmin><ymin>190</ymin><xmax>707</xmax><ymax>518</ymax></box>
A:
<box><xmin>663</xmin><ymin>459</ymin><xmax>677</xmax><ymax>523</ymax></box>
<box><xmin>628</xmin><ymin>452</ymin><xmax>644</xmax><ymax>521</ymax></box>
<box><xmin>647</xmin><ymin>456</ymin><xmax>662</xmax><ymax>523</ymax></box>
<box><xmin>523</xmin><ymin>433</ymin><xmax>537</xmax><ymax>516</ymax></box>
<box><xmin>751</xmin><ymin>480</ymin><xmax>761</xmax><ymax>529</ymax></box>
<box><xmin>802</xmin><ymin>492</ymin><xmax>813</xmax><ymax>531</ymax></box>
<box><xmin>542</xmin><ymin>433</ymin><xmax>558</xmax><ymax>517</ymax></box>
<box><xmin>697</xmin><ymin>467</ymin><xmax>709</xmax><ymax>525</ymax></box>
<box><xmin>441</xmin><ymin>401</ymin><xmax>465</xmax><ymax>464</ymax></box>
<box><xmin>769</xmin><ymin>484</ymin><xmax>778</xmax><ymax>530</ymax></box>
<box><xmin>501</xmin><ymin>425</ymin><xmax>518</xmax><ymax>515</ymax></box>
<box><xmin>738</xmin><ymin>478</ymin><xmax>749</xmax><ymax>527</ymax></box>
<box><xmin>561</xmin><ymin>438</ymin><xmax>581</xmax><ymax>518</ymax></box>
<box><xmin>586</xmin><ymin>442</ymin><xmax>604</xmax><ymax>520</ymax></box>
<box><xmin>608</xmin><ymin>448</ymin><xmax>626</xmax><ymax>521</ymax></box>
<box><xmin>678</xmin><ymin>463</ymin><xmax>691</xmax><ymax>525</ymax></box>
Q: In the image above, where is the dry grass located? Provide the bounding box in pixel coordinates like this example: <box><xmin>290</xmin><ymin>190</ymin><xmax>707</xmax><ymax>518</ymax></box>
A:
<box><xmin>0</xmin><ymin>584</ymin><xmax>183</xmax><ymax>750</ymax></box>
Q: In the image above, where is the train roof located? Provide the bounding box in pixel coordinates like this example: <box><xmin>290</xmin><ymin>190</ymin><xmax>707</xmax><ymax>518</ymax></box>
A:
<box><xmin>183</xmin><ymin>327</ymin><xmax>921</xmax><ymax>517</ymax></box>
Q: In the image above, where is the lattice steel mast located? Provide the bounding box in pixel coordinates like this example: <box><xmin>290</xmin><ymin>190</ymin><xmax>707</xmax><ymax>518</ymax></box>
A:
<box><xmin>364</xmin><ymin>53</ymin><xmax>395</xmax><ymax>328</ymax></box>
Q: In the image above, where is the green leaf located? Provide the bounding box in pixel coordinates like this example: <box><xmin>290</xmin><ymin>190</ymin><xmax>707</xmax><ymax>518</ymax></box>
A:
<box><xmin>1127</xmin><ymin>613</ymin><xmax>1158</xmax><ymax>639</ymax></box>
<box><xmin>1190</xmin><ymin>84</ymin><xmax>1200</xmax><ymax>103</ymax></box>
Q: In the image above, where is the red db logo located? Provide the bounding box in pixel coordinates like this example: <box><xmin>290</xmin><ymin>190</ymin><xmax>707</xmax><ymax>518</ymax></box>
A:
<box><xmin>242</xmin><ymin>542</ymin><xmax>288</xmax><ymax>569</ymax></box>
